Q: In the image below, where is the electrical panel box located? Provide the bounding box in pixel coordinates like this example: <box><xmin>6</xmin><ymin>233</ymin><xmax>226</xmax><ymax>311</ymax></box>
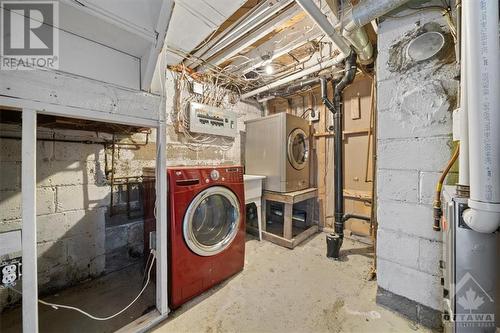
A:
<box><xmin>189</xmin><ymin>102</ymin><xmax>237</xmax><ymax>137</ymax></box>
<box><xmin>441</xmin><ymin>186</ymin><xmax>499</xmax><ymax>332</ymax></box>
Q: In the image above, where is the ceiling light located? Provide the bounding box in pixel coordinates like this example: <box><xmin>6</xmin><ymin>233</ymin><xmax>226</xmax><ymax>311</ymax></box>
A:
<box><xmin>265</xmin><ymin>65</ymin><xmax>274</xmax><ymax>75</ymax></box>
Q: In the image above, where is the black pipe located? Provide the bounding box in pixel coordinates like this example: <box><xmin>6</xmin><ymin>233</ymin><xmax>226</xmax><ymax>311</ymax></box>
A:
<box><xmin>321</xmin><ymin>50</ymin><xmax>358</xmax><ymax>260</ymax></box>
<box><xmin>343</xmin><ymin>214</ymin><xmax>371</xmax><ymax>222</ymax></box>
<box><xmin>320</xmin><ymin>77</ymin><xmax>335</xmax><ymax>112</ymax></box>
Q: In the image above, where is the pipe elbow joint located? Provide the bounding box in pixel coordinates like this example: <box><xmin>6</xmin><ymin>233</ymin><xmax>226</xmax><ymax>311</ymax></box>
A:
<box><xmin>463</xmin><ymin>200</ymin><xmax>500</xmax><ymax>233</ymax></box>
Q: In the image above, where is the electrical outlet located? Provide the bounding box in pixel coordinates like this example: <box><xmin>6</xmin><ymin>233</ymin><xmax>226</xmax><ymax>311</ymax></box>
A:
<box><xmin>1</xmin><ymin>259</ymin><xmax>21</xmax><ymax>287</ymax></box>
<box><xmin>309</xmin><ymin>110</ymin><xmax>320</xmax><ymax>122</ymax></box>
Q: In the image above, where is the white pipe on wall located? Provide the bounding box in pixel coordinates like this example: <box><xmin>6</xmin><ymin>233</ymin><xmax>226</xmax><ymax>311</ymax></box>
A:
<box><xmin>462</xmin><ymin>0</ymin><xmax>500</xmax><ymax>233</ymax></box>
<box><xmin>458</xmin><ymin>4</ymin><xmax>469</xmax><ymax>186</ymax></box>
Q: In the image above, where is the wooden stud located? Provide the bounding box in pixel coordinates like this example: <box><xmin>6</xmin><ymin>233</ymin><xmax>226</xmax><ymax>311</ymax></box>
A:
<box><xmin>283</xmin><ymin>203</ymin><xmax>293</xmax><ymax>240</ymax></box>
<box><xmin>156</xmin><ymin>121</ymin><xmax>169</xmax><ymax>315</ymax></box>
<box><xmin>22</xmin><ymin>108</ymin><xmax>38</xmax><ymax>333</ymax></box>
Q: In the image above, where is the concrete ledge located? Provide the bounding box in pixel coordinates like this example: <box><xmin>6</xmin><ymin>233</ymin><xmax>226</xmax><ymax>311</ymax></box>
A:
<box><xmin>376</xmin><ymin>287</ymin><xmax>443</xmax><ymax>331</ymax></box>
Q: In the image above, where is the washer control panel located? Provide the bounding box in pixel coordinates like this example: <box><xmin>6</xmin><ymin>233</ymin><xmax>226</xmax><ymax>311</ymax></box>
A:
<box><xmin>189</xmin><ymin>102</ymin><xmax>237</xmax><ymax>137</ymax></box>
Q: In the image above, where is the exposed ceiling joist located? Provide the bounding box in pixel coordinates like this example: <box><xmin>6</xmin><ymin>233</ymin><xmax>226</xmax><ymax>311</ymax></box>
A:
<box><xmin>295</xmin><ymin>0</ymin><xmax>351</xmax><ymax>57</ymax></box>
<box><xmin>61</xmin><ymin>0</ymin><xmax>159</xmax><ymax>42</ymax></box>
<box><xmin>187</xmin><ymin>0</ymin><xmax>294</xmax><ymax>68</ymax></box>
<box><xmin>201</xmin><ymin>4</ymin><xmax>302</xmax><ymax>69</ymax></box>
<box><xmin>227</xmin><ymin>18</ymin><xmax>321</xmax><ymax>74</ymax></box>
<box><xmin>241</xmin><ymin>52</ymin><xmax>345</xmax><ymax>99</ymax></box>
<box><xmin>165</xmin><ymin>0</ymin><xmax>247</xmax><ymax>65</ymax></box>
<box><xmin>141</xmin><ymin>0</ymin><xmax>175</xmax><ymax>90</ymax></box>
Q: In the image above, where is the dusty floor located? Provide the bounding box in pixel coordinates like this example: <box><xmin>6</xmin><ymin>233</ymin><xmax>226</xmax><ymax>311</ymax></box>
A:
<box><xmin>1</xmin><ymin>233</ymin><xmax>435</xmax><ymax>332</ymax></box>
<box><xmin>154</xmin><ymin>233</ymin><xmax>433</xmax><ymax>333</ymax></box>
<box><xmin>1</xmin><ymin>263</ymin><xmax>155</xmax><ymax>333</ymax></box>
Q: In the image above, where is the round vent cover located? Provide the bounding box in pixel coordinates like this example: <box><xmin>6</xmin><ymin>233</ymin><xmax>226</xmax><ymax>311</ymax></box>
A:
<box><xmin>406</xmin><ymin>31</ymin><xmax>445</xmax><ymax>62</ymax></box>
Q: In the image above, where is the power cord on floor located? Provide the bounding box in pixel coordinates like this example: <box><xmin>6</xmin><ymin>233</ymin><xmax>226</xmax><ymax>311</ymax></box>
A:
<box><xmin>8</xmin><ymin>249</ymin><xmax>156</xmax><ymax>321</ymax></box>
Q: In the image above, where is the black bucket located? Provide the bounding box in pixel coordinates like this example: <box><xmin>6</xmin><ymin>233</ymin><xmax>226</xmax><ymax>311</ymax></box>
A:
<box><xmin>326</xmin><ymin>233</ymin><xmax>343</xmax><ymax>260</ymax></box>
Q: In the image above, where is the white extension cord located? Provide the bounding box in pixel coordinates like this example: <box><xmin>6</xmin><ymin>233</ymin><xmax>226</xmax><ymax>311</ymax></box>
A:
<box><xmin>9</xmin><ymin>250</ymin><xmax>156</xmax><ymax>321</ymax></box>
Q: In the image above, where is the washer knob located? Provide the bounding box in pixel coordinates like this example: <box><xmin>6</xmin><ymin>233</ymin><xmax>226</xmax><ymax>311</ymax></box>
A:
<box><xmin>210</xmin><ymin>170</ymin><xmax>220</xmax><ymax>181</ymax></box>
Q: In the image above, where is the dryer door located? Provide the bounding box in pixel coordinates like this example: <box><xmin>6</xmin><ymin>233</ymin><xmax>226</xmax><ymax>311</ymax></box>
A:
<box><xmin>287</xmin><ymin>128</ymin><xmax>309</xmax><ymax>170</ymax></box>
<box><xmin>183</xmin><ymin>186</ymin><xmax>241</xmax><ymax>256</ymax></box>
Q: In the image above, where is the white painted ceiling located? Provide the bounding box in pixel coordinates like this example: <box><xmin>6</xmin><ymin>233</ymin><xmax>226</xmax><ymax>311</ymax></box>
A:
<box><xmin>164</xmin><ymin>0</ymin><xmax>247</xmax><ymax>65</ymax></box>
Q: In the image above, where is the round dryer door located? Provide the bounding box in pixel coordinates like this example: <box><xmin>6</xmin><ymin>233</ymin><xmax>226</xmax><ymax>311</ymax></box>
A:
<box><xmin>183</xmin><ymin>186</ymin><xmax>241</xmax><ymax>256</ymax></box>
<box><xmin>287</xmin><ymin>128</ymin><xmax>309</xmax><ymax>170</ymax></box>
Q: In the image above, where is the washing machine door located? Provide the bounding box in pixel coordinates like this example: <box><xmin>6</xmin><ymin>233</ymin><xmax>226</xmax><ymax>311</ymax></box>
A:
<box><xmin>183</xmin><ymin>186</ymin><xmax>241</xmax><ymax>256</ymax></box>
<box><xmin>287</xmin><ymin>128</ymin><xmax>309</xmax><ymax>170</ymax></box>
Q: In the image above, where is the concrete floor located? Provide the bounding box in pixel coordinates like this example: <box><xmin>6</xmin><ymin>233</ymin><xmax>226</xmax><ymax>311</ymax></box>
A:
<box><xmin>1</xmin><ymin>263</ymin><xmax>155</xmax><ymax>333</ymax></box>
<box><xmin>1</xmin><ymin>233</ymin><xmax>434</xmax><ymax>332</ymax></box>
<box><xmin>155</xmin><ymin>233</ymin><xmax>433</xmax><ymax>333</ymax></box>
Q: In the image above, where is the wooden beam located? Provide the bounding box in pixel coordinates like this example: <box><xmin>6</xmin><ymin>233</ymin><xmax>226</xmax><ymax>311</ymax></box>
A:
<box><xmin>141</xmin><ymin>0</ymin><xmax>175</xmax><ymax>90</ymax></box>
<box><xmin>262</xmin><ymin>231</ymin><xmax>294</xmax><ymax>249</ymax></box>
<box><xmin>116</xmin><ymin>310</ymin><xmax>168</xmax><ymax>333</ymax></box>
<box><xmin>205</xmin><ymin>5</ymin><xmax>301</xmax><ymax>66</ymax></box>
<box><xmin>262</xmin><ymin>188</ymin><xmax>318</xmax><ymax>205</ymax></box>
<box><xmin>313</xmin><ymin>128</ymin><xmax>370</xmax><ymax>138</ymax></box>
<box><xmin>0</xmin><ymin>69</ymin><xmax>161</xmax><ymax>126</ymax></box>
<box><xmin>283</xmin><ymin>203</ymin><xmax>293</xmax><ymax>239</ymax></box>
<box><xmin>0</xmin><ymin>96</ymin><xmax>158</xmax><ymax>128</ymax></box>
<box><xmin>22</xmin><ymin>108</ymin><xmax>38</xmax><ymax>333</ymax></box>
<box><xmin>316</xmin><ymin>91</ymin><xmax>327</xmax><ymax>228</ymax></box>
<box><xmin>292</xmin><ymin>225</ymin><xmax>318</xmax><ymax>247</ymax></box>
<box><xmin>156</xmin><ymin>121</ymin><xmax>169</xmax><ymax>315</ymax></box>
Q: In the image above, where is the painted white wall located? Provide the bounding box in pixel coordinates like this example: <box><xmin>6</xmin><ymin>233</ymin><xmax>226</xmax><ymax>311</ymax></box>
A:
<box><xmin>376</xmin><ymin>7</ymin><xmax>457</xmax><ymax>311</ymax></box>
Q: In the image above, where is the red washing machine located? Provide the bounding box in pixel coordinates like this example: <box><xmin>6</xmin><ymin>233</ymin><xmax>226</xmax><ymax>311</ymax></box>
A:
<box><xmin>143</xmin><ymin>166</ymin><xmax>245</xmax><ymax>309</ymax></box>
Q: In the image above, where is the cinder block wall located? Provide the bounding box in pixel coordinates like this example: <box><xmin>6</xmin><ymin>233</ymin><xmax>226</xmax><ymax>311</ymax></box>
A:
<box><xmin>375</xmin><ymin>4</ymin><xmax>458</xmax><ymax>329</ymax></box>
<box><xmin>0</xmin><ymin>127</ymin><xmax>111</xmax><ymax>311</ymax></box>
<box><xmin>0</xmin><ymin>71</ymin><xmax>261</xmax><ymax>312</ymax></box>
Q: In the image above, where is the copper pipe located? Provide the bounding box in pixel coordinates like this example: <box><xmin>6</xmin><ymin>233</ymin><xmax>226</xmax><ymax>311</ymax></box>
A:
<box><xmin>433</xmin><ymin>144</ymin><xmax>460</xmax><ymax>231</ymax></box>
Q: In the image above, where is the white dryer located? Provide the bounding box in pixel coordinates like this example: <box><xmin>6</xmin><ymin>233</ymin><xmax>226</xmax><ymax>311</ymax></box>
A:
<box><xmin>245</xmin><ymin>113</ymin><xmax>310</xmax><ymax>192</ymax></box>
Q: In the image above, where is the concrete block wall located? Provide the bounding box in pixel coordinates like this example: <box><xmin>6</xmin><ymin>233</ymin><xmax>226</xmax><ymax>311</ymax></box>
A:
<box><xmin>0</xmin><ymin>126</ymin><xmax>109</xmax><ymax>311</ymax></box>
<box><xmin>0</xmin><ymin>72</ymin><xmax>261</xmax><ymax>311</ymax></box>
<box><xmin>375</xmin><ymin>4</ymin><xmax>458</xmax><ymax>328</ymax></box>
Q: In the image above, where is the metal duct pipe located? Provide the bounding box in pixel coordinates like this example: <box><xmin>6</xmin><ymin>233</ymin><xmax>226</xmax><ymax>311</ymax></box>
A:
<box><xmin>295</xmin><ymin>0</ymin><xmax>352</xmax><ymax>57</ymax></box>
<box><xmin>462</xmin><ymin>0</ymin><xmax>500</xmax><ymax>234</ymax></box>
<box><xmin>341</xmin><ymin>0</ymin><xmax>411</xmax><ymax>63</ymax></box>
<box><xmin>348</xmin><ymin>0</ymin><xmax>411</xmax><ymax>28</ymax></box>
<box><xmin>342</xmin><ymin>24</ymin><xmax>373</xmax><ymax>64</ymax></box>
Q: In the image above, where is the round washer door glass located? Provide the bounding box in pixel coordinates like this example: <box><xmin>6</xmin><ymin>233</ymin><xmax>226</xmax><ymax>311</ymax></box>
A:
<box><xmin>183</xmin><ymin>186</ymin><xmax>241</xmax><ymax>256</ymax></box>
<box><xmin>288</xmin><ymin>128</ymin><xmax>309</xmax><ymax>170</ymax></box>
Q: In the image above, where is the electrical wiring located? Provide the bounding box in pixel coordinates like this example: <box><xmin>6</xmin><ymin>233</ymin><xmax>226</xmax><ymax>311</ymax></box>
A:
<box><xmin>9</xmin><ymin>250</ymin><xmax>157</xmax><ymax>321</ymax></box>
<box><xmin>384</xmin><ymin>4</ymin><xmax>457</xmax><ymax>42</ymax></box>
<box><xmin>171</xmin><ymin>65</ymin><xmax>238</xmax><ymax>151</ymax></box>
<box><xmin>300</xmin><ymin>107</ymin><xmax>315</xmax><ymax>118</ymax></box>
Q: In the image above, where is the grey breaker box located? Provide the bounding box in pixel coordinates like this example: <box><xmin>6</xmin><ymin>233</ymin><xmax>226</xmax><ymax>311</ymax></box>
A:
<box><xmin>189</xmin><ymin>102</ymin><xmax>237</xmax><ymax>137</ymax></box>
<box><xmin>441</xmin><ymin>186</ymin><xmax>499</xmax><ymax>333</ymax></box>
